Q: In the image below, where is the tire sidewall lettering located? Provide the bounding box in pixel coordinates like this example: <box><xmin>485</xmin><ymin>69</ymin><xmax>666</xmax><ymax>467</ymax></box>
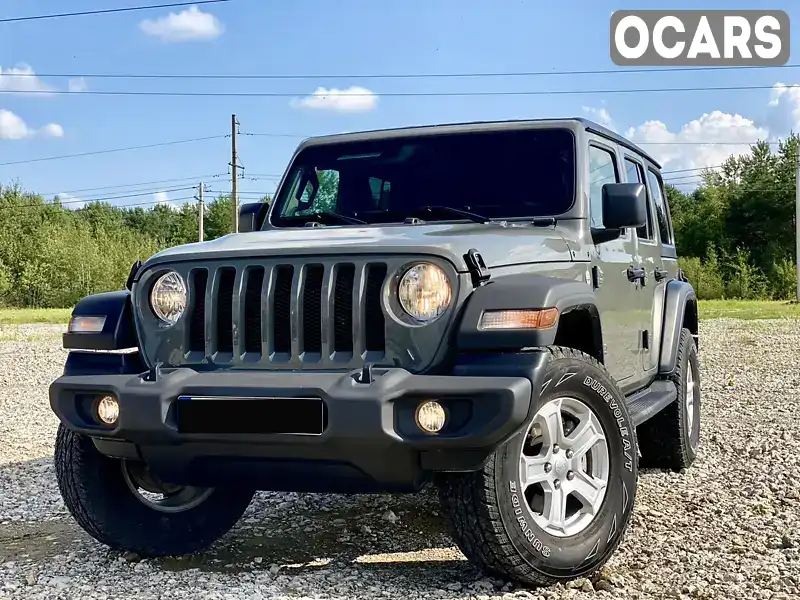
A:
<box><xmin>496</xmin><ymin>356</ymin><xmax>638</xmax><ymax>577</ymax></box>
<box><xmin>508</xmin><ymin>479</ymin><xmax>552</xmax><ymax>558</ymax></box>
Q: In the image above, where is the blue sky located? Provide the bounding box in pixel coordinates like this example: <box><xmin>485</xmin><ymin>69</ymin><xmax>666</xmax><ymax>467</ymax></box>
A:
<box><xmin>2</xmin><ymin>0</ymin><xmax>800</xmax><ymax>208</ymax></box>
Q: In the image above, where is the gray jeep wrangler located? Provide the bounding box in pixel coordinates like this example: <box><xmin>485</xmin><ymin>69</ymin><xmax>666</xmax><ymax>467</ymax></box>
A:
<box><xmin>49</xmin><ymin>117</ymin><xmax>701</xmax><ymax>587</ymax></box>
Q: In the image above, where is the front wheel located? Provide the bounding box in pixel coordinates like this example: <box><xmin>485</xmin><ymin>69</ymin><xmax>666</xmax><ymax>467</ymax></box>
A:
<box><xmin>54</xmin><ymin>425</ymin><xmax>255</xmax><ymax>557</ymax></box>
<box><xmin>436</xmin><ymin>347</ymin><xmax>638</xmax><ymax>587</ymax></box>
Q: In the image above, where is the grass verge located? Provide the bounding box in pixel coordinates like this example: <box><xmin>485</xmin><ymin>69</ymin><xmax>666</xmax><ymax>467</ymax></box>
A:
<box><xmin>698</xmin><ymin>300</ymin><xmax>800</xmax><ymax>320</ymax></box>
<box><xmin>0</xmin><ymin>301</ymin><xmax>797</xmax><ymax>327</ymax></box>
<box><xmin>0</xmin><ymin>308</ymin><xmax>72</xmax><ymax>325</ymax></box>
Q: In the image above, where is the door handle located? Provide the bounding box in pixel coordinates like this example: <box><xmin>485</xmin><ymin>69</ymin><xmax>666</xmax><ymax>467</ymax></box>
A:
<box><xmin>627</xmin><ymin>266</ymin><xmax>646</xmax><ymax>284</ymax></box>
<box><xmin>654</xmin><ymin>267</ymin><xmax>669</xmax><ymax>281</ymax></box>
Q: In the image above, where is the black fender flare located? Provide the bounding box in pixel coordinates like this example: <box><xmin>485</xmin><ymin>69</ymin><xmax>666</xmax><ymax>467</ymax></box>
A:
<box><xmin>455</xmin><ymin>274</ymin><xmax>601</xmax><ymax>353</ymax></box>
<box><xmin>658</xmin><ymin>279</ymin><xmax>698</xmax><ymax>375</ymax></box>
<box><xmin>62</xmin><ymin>290</ymin><xmax>138</xmax><ymax>351</ymax></box>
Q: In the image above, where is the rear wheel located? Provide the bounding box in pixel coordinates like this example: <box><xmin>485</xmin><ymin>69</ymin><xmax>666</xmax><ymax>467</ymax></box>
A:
<box><xmin>436</xmin><ymin>347</ymin><xmax>638</xmax><ymax>586</ymax></box>
<box><xmin>54</xmin><ymin>425</ymin><xmax>254</xmax><ymax>557</ymax></box>
<box><xmin>637</xmin><ymin>327</ymin><xmax>701</xmax><ymax>471</ymax></box>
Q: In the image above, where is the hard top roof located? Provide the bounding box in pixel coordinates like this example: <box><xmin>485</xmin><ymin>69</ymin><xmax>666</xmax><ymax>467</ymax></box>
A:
<box><xmin>298</xmin><ymin>117</ymin><xmax>662</xmax><ymax>170</ymax></box>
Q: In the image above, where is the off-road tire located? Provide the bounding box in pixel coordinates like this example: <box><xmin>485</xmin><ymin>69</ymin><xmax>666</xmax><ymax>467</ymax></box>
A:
<box><xmin>54</xmin><ymin>424</ymin><xmax>255</xmax><ymax>557</ymax></box>
<box><xmin>436</xmin><ymin>347</ymin><xmax>638</xmax><ymax>587</ymax></box>
<box><xmin>637</xmin><ymin>328</ymin><xmax>701</xmax><ymax>471</ymax></box>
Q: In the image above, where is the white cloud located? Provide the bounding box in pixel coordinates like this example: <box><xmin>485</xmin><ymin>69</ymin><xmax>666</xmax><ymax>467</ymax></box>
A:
<box><xmin>68</xmin><ymin>77</ymin><xmax>88</xmax><ymax>93</ymax></box>
<box><xmin>39</xmin><ymin>123</ymin><xmax>64</xmax><ymax>138</ymax></box>
<box><xmin>139</xmin><ymin>5</ymin><xmax>224</xmax><ymax>42</ymax></box>
<box><xmin>291</xmin><ymin>86</ymin><xmax>379</xmax><ymax>113</ymax></box>
<box><xmin>56</xmin><ymin>193</ymin><xmax>84</xmax><ymax>210</ymax></box>
<box><xmin>153</xmin><ymin>191</ymin><xmax>180</xmax><ymax>211</ymax></box>
<box><xmin>768</xmin><ymin>82</ymin><xmax>800</xmax><ymax>132</ymax></box>
<box><xmin>0</xmin><ymin>110</ymin><xmax>31</xmax><ymax>139</ymax></box>
<box><xmin>624</xmin><ymin>111</ymin><xmax>771</xmax><ymax>181</ymax></box>
<box><xmin>0</xmin><ymin>64</ymin><xmax>52</xmax><ymax>94</ymax></box>
<box><xmin>582</xmin><ymin>105</ymin><xmax>617</xmax><ymax>132</ymax></box>
<box><xmin>0</xmin><ymin>110</ymin><xmax>65</xmax><ymax>140</ymax></box>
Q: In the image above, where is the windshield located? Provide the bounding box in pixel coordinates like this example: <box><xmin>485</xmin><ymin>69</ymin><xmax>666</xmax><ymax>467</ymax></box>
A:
<box><xmin>269</xmin><ymin>127</ymin><xmax>575</xmax><ymax>227</ymax></box>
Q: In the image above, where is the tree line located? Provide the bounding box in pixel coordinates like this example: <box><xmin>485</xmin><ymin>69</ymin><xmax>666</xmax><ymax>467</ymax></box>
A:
<box><xmin>667</xmin><ymin>135</ymin><xmax>799</xmax><ymax>300</ymax></box>
<box><xmin>0</xmin><ymin>186</ymin><xmax>267</xmax><ymax>308</ymax></box>
<box><xmin>0</xmin><ymin>134</ymin><xmax>797</xmax><ymax>309</ymax></box>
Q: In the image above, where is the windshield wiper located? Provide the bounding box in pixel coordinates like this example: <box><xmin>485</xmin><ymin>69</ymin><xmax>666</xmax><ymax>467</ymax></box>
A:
<box><xmin>414</xmin><ymin>205</ymin><xmax>492</xmax><ymax>224</ymax></box>
<box><xmin>286</xmin><ymin>212</ymin><xmax>367</xmax><ymax>226</ymax></box>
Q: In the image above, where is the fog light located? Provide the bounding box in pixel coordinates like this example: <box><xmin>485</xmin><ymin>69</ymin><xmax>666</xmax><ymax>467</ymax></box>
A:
<box><xmin>415</xmin><ymin>400</ymin><xmax>446</xmax><ymax>434</ymax></box>
<box><xmin>96</xmin><ymin>395</ymin><xmax>119</xmax><ymax>425</ymax></box>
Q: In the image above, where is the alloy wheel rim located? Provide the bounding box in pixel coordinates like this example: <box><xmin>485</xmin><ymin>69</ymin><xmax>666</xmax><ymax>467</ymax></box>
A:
<box><xmin>517</xmin><ymin>396</ymin><xmax>610</xmax><ymax>538</ymax></box>
<box><xmin>121</xmin><ymin>460</ymin><xmax>213</xmax><ymax>513</ymax></box>
<box><xmin>686</xmin><ymin>361</ymin><xmax>697</xmax><ymax>442</ymax></box>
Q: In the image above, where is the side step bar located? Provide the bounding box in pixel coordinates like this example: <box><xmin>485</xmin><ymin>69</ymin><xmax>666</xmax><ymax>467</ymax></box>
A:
<box><xmin>625</xmin><ymin>379</ymin><xmax>677</xmax><ymax>427</ymax></box>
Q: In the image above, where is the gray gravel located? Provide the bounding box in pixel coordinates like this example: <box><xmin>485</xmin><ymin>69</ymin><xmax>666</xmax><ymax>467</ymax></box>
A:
<box><xmin>1</xmin><ymin>319</ymin><xmax>799</xmax><ymax>599</ymax></box>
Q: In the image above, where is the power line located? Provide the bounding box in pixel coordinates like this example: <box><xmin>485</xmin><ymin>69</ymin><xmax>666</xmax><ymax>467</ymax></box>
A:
<box><xmin>661</xmin><ymin>164</ymin><xmax>725</xmax><ymax>175</ymax></box>
<box><xmin>0</xmin><ymin>135</ymin><xmax>228</xmax><ymax>167</ymax></box>
<box><xmin>243</xmin><ymin>133</ymin><xmax>309</xmax><ymax>139</ymax></box>
<box><xmin>638</xmin><ymin>141</ymin><xmax>786</xmax><ymax>146</ymax></box>
<box><xmin>19</xmin><ymin>63</ymin><xmax>800</xmax><ymax>81</ymax></box>
<box><xmin>0</xmin><ymin>0</ymin><xmax>232</xmax><ymax>24</ymax></box>
<box><xmin>1</xmin><ymin>194</ymin><xmax>198</xmax><ymax>215</ymax></box>
<box><xmin>37</xmin><ymin>173</ymin><xmax>228</xmax><ymax>197</ymax></box>
<box><xmin>6</xmin><ymin>186</ymin><xmax>196</xmax><ymax>209</ymax></box>
<box><xmin>1</xmin><ymin>83</ymin><xmax>798</xmax><ymax>99</ymax></box>
<box><xmin>63</xmin><ymin>185</ymin><xmax>197</xmax><ymax>204</ymax></box>
<box><xmin>668</xmin><ymin>186</ymin><xmax>792</xmax><ymax>192</ymax></box>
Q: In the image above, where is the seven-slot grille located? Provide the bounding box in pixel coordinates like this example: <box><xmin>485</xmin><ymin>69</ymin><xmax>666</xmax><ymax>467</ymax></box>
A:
<box><xmin>185</xmin><ymin>260</ymin><xmax>389</xmax><ymax>367</ymax></box>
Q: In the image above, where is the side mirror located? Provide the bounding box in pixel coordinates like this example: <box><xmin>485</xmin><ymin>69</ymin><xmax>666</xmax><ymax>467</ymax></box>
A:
<box><xmin>591</xmin><ymin>183</ymin><xmax>647</xmax><ymax>244</ymax></box>
<box><xmin>238</xmin><ymin>202</ymin><xmax>269</xmax><ymax>233</ymax></box>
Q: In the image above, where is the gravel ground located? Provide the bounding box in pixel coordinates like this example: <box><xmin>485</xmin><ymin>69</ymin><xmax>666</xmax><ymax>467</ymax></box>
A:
<box><xmin>0</xmin><ymin>319</ymin><xmax>799</xmax><ymax>599</ymax></box>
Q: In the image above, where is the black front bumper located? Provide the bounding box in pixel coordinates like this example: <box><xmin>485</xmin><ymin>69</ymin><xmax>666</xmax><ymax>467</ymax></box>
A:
<box><xmin>50</xmin><ymin>353</ymin><xmax>548</xmax><ymax>493</ymax></box>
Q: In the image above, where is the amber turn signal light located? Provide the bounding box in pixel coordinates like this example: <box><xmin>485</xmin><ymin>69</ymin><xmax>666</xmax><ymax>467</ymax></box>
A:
<box><xmin>477</xmin><ymin>308</ymin><xmax>559</xmax><ymax>331</ymax></box>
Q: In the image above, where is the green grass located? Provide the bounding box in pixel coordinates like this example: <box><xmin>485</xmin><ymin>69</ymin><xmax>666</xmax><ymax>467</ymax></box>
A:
<box><xmin>698</xmin><ymin>299</ymin><xmax>800</xmax><ymax>320</ymax></box>
<box><xmin>0</xmin><ymin>301</ymin><xmax>796</xmax><ymax>327</ymax></box>
<box><xmin>0</xmin><ymin>308</ymin><xmax>72</xmax><ymax>325</ymax></box>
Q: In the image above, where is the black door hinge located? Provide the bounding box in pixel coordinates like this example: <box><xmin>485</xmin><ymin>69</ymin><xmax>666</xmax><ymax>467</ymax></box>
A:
<box><xmin>592</xmin><ymin>265</ymin><xmax>603</xmax><ymax>289</ymax></box>
<box><xmin>464</xmin><ymin>249</ymin><xmax>491</xmax><ymax>286</ymax></box>
<box><xmin>642</xmin><ymin>330</ymin><xmax>650</xmax><ymax>350</ymax></box>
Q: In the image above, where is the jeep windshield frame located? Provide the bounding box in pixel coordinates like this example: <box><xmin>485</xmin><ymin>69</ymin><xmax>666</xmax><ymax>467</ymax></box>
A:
<box><xmin>266</xmin><ymin>126</ymin><xmax>576</xmax><ymax>228</ymax></box>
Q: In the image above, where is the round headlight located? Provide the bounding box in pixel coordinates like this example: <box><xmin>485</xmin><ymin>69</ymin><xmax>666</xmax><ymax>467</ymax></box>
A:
<box><xmin>397</xmin><ymin>263</ymin><xmax>452</xmax><ymax>323</ymax></box>
<box><xmin>150</xmin><ymin>271</ymin><xmax>187</xmax><ymax>325</ymax></box>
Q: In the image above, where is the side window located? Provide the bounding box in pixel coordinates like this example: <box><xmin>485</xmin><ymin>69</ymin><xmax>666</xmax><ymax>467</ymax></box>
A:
<box><xmin>588</xmin><ymin>145</ymin><xmax>619</xmax><ymax>229</ymax></box>
<box><xmin>281</xmin><ymin>168</ymin><xmax>340</xmax><ymax>217</ymax></box>
<box><xmin>368</xmin><ymin>177</ymin><xmax>392</xmax><ymax>208</ymax></box>
<box><xmin>646</xmin><ymin>168</ymin><xmax>673</xmax><ymax>245</ymax></box>
<box><xmin>624</xmin><ymin>157</ymin><xmax>653</xmax><ymax>241</ymax></box>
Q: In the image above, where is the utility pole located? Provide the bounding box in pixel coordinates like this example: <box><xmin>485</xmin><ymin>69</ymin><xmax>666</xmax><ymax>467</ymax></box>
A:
<box><xmin>795</xmin><ymin>148</ymin><xmax>800</xmax><ymax>301</ymax></box>
<box><xmin>231</xmin><ymin>114</ymin><xmax>239</xmax><ymax>233</ymax></box>
<box><xmin>198</xmin><ymin>182</ymin><xmax>204</xmax><ymax>242</ymax></box>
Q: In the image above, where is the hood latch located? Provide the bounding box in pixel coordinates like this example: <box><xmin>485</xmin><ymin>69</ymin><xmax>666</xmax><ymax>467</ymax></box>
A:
<box><xmin>464</xmin><ymin>248</ymin><xmax>491</xmax><ymax>287</ymax></box>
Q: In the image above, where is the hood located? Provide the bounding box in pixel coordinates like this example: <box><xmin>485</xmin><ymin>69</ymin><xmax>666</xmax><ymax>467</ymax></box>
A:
<box><xmin>142</xmin><ymin>222</ymin><xmax>573</xmax><ymax>272</ymax></box>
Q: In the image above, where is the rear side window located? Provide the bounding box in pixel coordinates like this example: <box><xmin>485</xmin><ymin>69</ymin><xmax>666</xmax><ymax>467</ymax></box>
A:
<box><xmin>624</xmin><ymin>158</ymin><xmax>653</xmax><ymax>241</ymax></box>
<box><xmin>588</xmin><ymin>146</ymin><xmax>619</xmax><ymax>229</ymax></box>
<box><xmin>646</xmin><ymin>168</ymin><xmax>673</xmax><ymax>245</ymax></box>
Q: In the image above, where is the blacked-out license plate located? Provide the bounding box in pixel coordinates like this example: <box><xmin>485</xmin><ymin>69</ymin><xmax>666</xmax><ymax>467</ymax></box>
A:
<box><xmin>175</xmin><ymin>396</ymin><xmax>325</xmax><ymax>435</ymax></box>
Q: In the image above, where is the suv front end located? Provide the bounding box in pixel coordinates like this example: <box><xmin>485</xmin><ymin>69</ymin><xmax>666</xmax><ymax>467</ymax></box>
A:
<box><xmin>51</xmin><ymin>248</ymin><xmax>551</xmax><ymax>493</ymax></box>
<box><xmin>49</xmin><ymin>119</ymin><xmax>650</xmax><ymax>587</ymax></box>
